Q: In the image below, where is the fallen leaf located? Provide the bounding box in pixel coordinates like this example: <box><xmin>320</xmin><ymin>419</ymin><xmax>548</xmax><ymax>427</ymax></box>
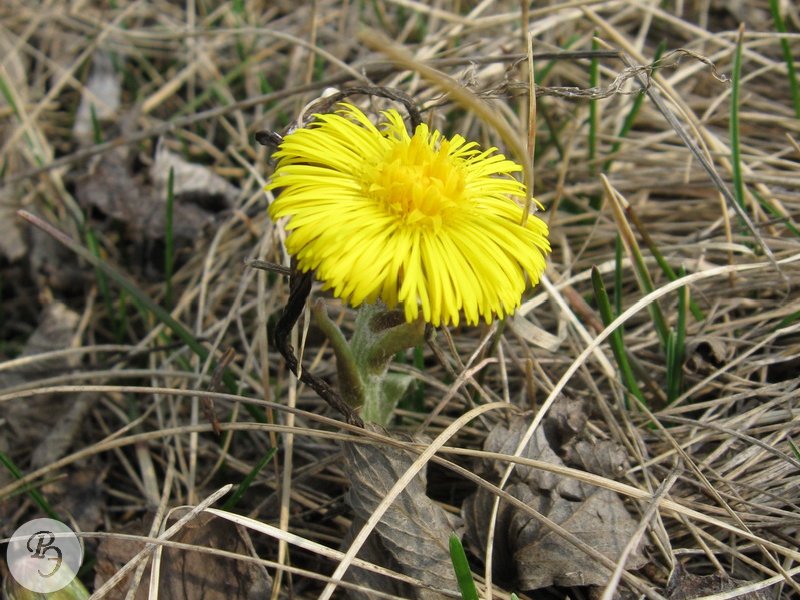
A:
<box><xmin>93</xmin><ymin>517</ymin><xmax>149</xmax><ymax>600</ymax></box>
<box><xmin>342</xmin><ymin>425</ymin><xmax>459</xmax><ymax>599</ymax></box>
<box><xmin>542</xmin><ymin>396</ymin><xmax>588</xmax><ymax>451</ymax></box>
<box><xmin>686</xmin><ymin>334</ymin><xmax>729</xmax><ymax>371</ymax></box>
<box><xmin>1</xmin><ymin>302</ymin><xmax>81</xmax><ymax>447</ymax></box>
<box><xmin>514</xmin><ymin>485</ymin><xmax>644</xmax><ymax>589</ymax></box>
<box><xmin>30</xmin><ymin>392</ymin><xmax>99</xmax><ymax>469</ymax></box>
<box><xmin>151</xmin><ymin>140</ymin><xmax>238</xmax><ymax>209</ymax></box>
<box><xmin>94</xmin><ymin>512</ymin><xmax>272</xmax><ymax>599</ymax></box>
<box><xmin>76</xmin><ymin>147</ymin><xmax>226</xmax><ymax>242</ymax></box>
<box><xmin>28</xmin><ymin>221</ymin><xmax>90</xmax><ymax>293</ymax></box>
<box><xmin>507</xmin><ymin>312</ymin><xmax>564</xmax><ymax>352</ymax></box>
<box><xmin>462</xmin><ymin>416</ymin><xmax>646</xmax><ymax>590</ymax></box>
<box><xmin>41</xmin><ymin>460</ymin><xmax>105</xmax><ymax>532</ymax></box>
<box><xmin>666</xmin><ymin>562</ymin><xmax>771</xmax><ymax>600</ymax></box>
<box><xmin>341</xmin><ymin>516</ymin><xmax>414</xmax><ymax>600</ymax></box>
<box><xmin>157</xmin><ymin>511</ymin><xmax>272</xmax><ymax>599</ymax></box>
<box><xmin>565</xmin><ymin>439</ymin><xmax>630</xmax><ymax>479</ymax></box>
<box><xmin>0</xmin><ymin>303</ymin><xmax>105</xmax><ymax>530</ymax></box>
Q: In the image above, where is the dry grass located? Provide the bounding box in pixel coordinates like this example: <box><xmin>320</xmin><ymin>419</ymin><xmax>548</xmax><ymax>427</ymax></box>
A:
<box><xmin>1</xmin><ymin>1</ymin><xmax>799</xmax><ymax>598</ymax></box>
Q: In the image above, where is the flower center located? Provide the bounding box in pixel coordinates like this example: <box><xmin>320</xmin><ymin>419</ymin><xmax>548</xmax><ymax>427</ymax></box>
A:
<box><xmin>368</xmin><ymin>130</ymin><xmax>467</xmax><ymax>229</ymax></box>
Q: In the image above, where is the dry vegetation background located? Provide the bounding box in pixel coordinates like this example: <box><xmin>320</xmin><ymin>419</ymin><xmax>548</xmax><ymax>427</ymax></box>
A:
<box><xmin>1</xmin><ymin>1</ymin><xmax>800</xmax><ymax>599</ymax></box>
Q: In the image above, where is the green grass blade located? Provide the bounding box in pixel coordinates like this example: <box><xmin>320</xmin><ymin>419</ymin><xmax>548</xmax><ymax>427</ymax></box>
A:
<box><xmin>614</xmin><ymin>233</ymin><xmax>623</xmax><ymax>317</ymax></box>
<box><xmin>752</xmin><ymin>188</ymin><xmax>800</xmax><ymax>239</ymax></box>
<box><xmin>603</xmin><ymin>40</ymin><xmax>666</xmax><ymax>172</ymax></box>
<box><xmin>17</xmin><ymin>210</ymin><xmax>267</xmax><ymax>423</ymax></box>
<box><xmin>0</xmin><ymin>450</ymin><xmax>62</xmax><ymax>519</ymax></box>
<box><xmin>625</xmin><ymin>204</ymin><xmax>705</xmax><ymax>321</ymax></box>
<box><xmin>592</xmin><ymin>266</ymin><xmax>645</xmax><ymax>405</ymax></box>
<box><xmin>84</xmin><ymin>226</ymin><xmax>117</xmax><ymax>334</ymax></box>
<box><xmin>223</xmin><ymin>447</ymin><xmax>277</xmax><ymax>510</ymax></box>
<box><xmin>449</xmin><ymin>533</ymin><xmax>479</xmax><ymax>600</ymax></box>
<box><xmin>777</xmin><ymin>309</ymin><xmax>800</xmax><ymax>330</ymax></box>
<box><xmin>90</xmin><ymin>103</ymin><xmax>103</xmax><ymax>144</ymax></box>
<box><xmin>165</xmin><ymin>166</ymin><xmax>175</xmax><ymax>309</ymax></box>
<box><xmin>789</xmin><ymin>439</ymin><xmax>800</xmax><ymax>462</ymax></box>
<box><xmin>605</xmin><ymin>181</ymin><xmax>670</xmax><ymax>346</ymax></box>
<box><xmin>769</xmin><ymin>0</ymin><xmax>800</xmax><ymax>118</ymax></box>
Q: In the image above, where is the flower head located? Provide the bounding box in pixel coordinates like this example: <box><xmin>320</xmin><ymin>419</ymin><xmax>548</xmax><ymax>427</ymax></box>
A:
<box><xmin>267</xmin><ymin>103</ymin><xmax>550</xmax><ymax>326</ymax></box>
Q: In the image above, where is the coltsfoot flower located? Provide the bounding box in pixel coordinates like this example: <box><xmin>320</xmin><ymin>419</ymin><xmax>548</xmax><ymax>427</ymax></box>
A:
<box><xmin>267</xmin><ymin>103</ymin><xmax>550</xmax><ymax>326</ymax></box>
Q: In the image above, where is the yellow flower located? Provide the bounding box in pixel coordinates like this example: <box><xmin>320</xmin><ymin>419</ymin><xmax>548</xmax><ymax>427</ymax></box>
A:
<box><xmin>267</xmin><ymin>103</ymin><xmax>550</xmax><ymax>326</ymax></box>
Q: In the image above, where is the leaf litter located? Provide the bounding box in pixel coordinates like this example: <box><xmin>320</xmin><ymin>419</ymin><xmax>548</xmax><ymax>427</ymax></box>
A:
<box><xmin>342</xmin><ymin>425</ymin><xmax>459</xmax><ymax>600</ymax></box>
<box><xmin>462</xmin><ymin>413</ymin><xmax>646</xmax><ymax>590</ymax></box>
<box><xmin>93</xmin><ymin>511</ymin><xmax>272</xmax><ymax>599</ymax></box>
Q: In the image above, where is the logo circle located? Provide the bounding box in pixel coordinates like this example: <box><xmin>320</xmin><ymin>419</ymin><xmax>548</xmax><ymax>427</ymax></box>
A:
<box><xmin>6</xmin><ymin>518</ymin><xmax>83</xmax><ymax>593</ymax></box>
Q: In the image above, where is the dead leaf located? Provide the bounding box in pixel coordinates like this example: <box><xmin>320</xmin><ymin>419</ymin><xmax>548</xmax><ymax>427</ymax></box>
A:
<box><xmin>30</xmin><ymin>392</ymin><xmax>99</xmax><ymax>469</ymax></box>
<box><xmin>342</xmin><ymin>425</ymin><xmax>459</xmax><ymax>599</ymax></box>
<box><xmin>481</xmin><ymin>420</ymin><xmax>584</xmax><ymax>499</ymax></box>
<box><xmin>514</xmin><ymin>486</ymin><xmax>644</xmax><ymax>589</ymax></box>
<box><xmin>565</xmin><ymin>439</ymin><xmax>630</xmax><ymax>479</ymax></box>
<box><xmin>542</xmin><ymin>396</ymin><xmax>588</xmax><ymax>450</ymax></box>
<box><xmin>76</xmin><ymin>147</ymin><xmax>223</xmax><ymax>241</ymax></box>
<box><xmin>0</xmin><ymin>303</ymin><xmax>103</xmax><ymax>531</ymax></box>
<box><xmin>94</xmin><ymin>512</ymin><xmax>272</xmax><ymax>599</ymax></box>
<box><xmin>462</xmin><ymin>416</ymin><xmax>646</xmax><ymax>590</ymax></box>
<box><xmin>93</xmin><ymin>517</ymin><xmax>149</xmax><ymax>600</ymax></box>
<box><xmin>151</xmin><ymin>140</ymin><xmax>238</xmax><ymax>209</ymax></box>
<box><xmin>1</xmin><ymin>302</ymin><xmax>81</xmax><ymax>446</ymax></box>
<box><xmin>666</xmin><ymin>562</ymin><xmax>771</xmax><ymax>600</ymax></box>
<box><xmin>157</xmin><ymin>511</ymin><xmax>272</xmax><ymax>599</ymax></box>
<box><xmin>461</xmin><ymin>482</ymin><xmax>531</xmax><ymax>583</ymax></box>
<box><xmin>41</xmin><ymin>460</ymin><xmax>105</xmax><ymax>532</ymax></box>
<box><xmin>686</xmin><ymin>334</ymin><xmax>730</xmax><ymax>372</ymax></box>
<box><xmin>28</xmin><ymin>221</ymin><xmax>90</xmax><ymax>293</ymax></box>
<box><xmin>342</xmin><ymin>516</ymin><xmax>414</xmax><ymax>600</ymax></box>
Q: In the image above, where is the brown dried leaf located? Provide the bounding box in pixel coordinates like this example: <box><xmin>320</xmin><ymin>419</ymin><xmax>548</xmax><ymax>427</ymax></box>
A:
<box><xmin>461</xmin><ymin>482</ymin><xmax>534</xmax><ymax>582</ymax></box>
<box><xmin>75</xmin><ymin>144</ymin><xmax>236</xmax><ymax>252</ymax></box>
<box><xmin>343</xmin><ymin>426</ymin><xmax>459</xmax><ymax>599</ymax></box>
<box><xmin>94</xmin><ymin>512</ymin><xmax>271</xmax><ymax>600</ymax></box>
<box><xmin>93</xmin><ymin>517</ymin><xmax>149</xmax><ymax>600</ymax></box>
<box><xmin>565</xmin><ymin>439</ymin><xmax>630</xmax><ymax>479</ymax></box>
<box><xmin>686</xmin><ymin>334</ymin><xmax>730</xmax><ymax>371</ymax></box>
<box><xmin>76</xmin><ymin>149</ymin><xmax>161</xmax><ymax>232</ymax></box>
<box><xmin>1</xmin><ymin>302</ymin><xmax>81</xmax><ymax>446</ymax></box>
<box><xmin>542</xmin><ymin>396</ymin><xmax>589</xmax><ymax>450</ymax></box>
<box><xmin>482</xmin><ymin>418</ymin><xmax>583</xmax><ymax>498</ymax></box>
<box><xmin>463</xmin><ymin>417</ymin><xmax>645</xmax><ymax>590</ymax></box>
<box><xmin>666</xmin><ymin>563</ymin><xmax>771</xmax><ymax>600</ymax></box>
<box><xmin>30</xmin><ymin>392</ymin><xmax>98</xmax><ymax>469</ymax></box>
<box><xmin>157</xmin><ymin>512</ymin><xmax>272</xmax><ymax>599</ymax></box>
<box><xmin>341</xmin><ymin>516</ymin><xmax>413</xmax><ymax>600</ymax></box>
<box><xmin>151</xmin><ymin>141</ymin><xmax>238</xmax><ymax>209</ymax></box>
<box><xmin>514</xmin><ymin>486</ymin><xmax>644</xmax><ymax>589</ymax></box>
<box><xmin>41</xmin><ymin>461</ymin><xmax>105</xmax><ymax>532</ymax></box>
